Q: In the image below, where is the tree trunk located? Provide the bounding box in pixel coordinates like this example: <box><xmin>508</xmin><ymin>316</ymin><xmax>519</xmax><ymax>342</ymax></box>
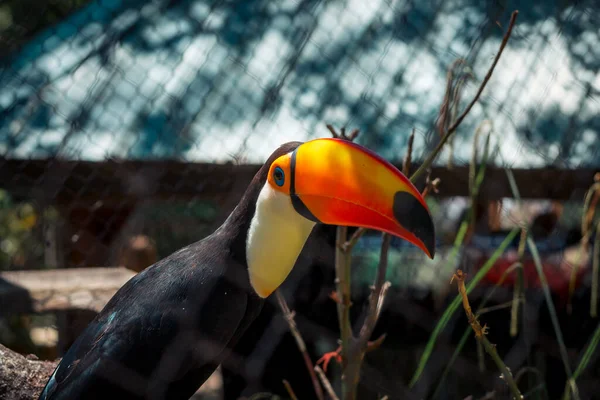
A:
<box><xmin>0</xmin><ymin>343</ymin><xmax>58</xmax><ymax>400</ymax></box>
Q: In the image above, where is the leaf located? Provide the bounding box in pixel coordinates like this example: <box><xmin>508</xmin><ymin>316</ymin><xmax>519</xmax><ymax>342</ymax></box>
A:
<box><xmin>409</xmin><ymin>227</ymin><xmax>519</xmax><ymax>387</ymax></box>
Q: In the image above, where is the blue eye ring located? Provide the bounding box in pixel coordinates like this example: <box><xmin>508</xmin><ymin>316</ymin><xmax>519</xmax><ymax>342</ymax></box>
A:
<box><xmin>273</xmin><ymin>166</ymin><xmax>285</xmax><ymax>186</ymax></box>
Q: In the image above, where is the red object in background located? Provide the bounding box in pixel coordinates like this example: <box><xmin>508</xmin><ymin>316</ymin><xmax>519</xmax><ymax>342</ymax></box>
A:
<box><xmin>472</xmin><ymin>245</ymin><xmax>590</xmax><ymax>300</ymax></box>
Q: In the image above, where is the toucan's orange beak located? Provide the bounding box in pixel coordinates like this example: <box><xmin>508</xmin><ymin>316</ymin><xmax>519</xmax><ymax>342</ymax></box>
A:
<box><xmin>290</xmin><ymin>138</ymin><xmax>435</xmax><ymax>259</ymax></box>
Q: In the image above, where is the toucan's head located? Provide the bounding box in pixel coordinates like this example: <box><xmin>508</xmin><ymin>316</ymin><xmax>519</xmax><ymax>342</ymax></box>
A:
<box><xmin>245</xmin><ymin>137</ymin><xmax>436</xmax><ymax>298</ymax></box>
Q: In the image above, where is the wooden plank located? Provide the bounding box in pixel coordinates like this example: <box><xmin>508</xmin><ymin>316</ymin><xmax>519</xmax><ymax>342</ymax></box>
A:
<box><xmin>0</xmin><ymin>159</ymin><xmax>598</xmax><ymax>201</ymax></box>
<box><xmin>0</xmin><ymin>267</ymin><xmax>136</xmax><ymax>316</ymax></box>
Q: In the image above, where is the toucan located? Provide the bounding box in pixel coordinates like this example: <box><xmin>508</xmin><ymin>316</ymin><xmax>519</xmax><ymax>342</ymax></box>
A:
<box><xmin>38</xmin><ymin>138</ymin><xmax>435</xmax><ymax>400</ymax></box>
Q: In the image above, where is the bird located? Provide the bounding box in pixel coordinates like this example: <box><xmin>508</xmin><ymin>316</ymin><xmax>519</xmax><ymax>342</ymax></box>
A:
<box><xmin>38</xmin><ymin>137</ymin><xmax>436</xmax><ymax>400</ymax></box>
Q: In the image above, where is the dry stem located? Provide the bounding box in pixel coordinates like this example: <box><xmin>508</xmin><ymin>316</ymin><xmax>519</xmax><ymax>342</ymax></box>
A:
<box><xmin>326</xmin><ymin>125</ymin><xmax>359</xmax><ymax>399</ymax></box>
<box><xmin>403</xmin><ymin>129</ymin><xmax>415</xmax><ymax>176</ymax></box>
<box><xmin>452</xmin><ymin>270</ymin><xmax>523</xmax><ymax>400</ymax></box>
<box><xmin>283</xmin><ymin>379</ymin><xmax>299</xmax><ymax>400</ymax></box>
<box><xmin>411</xmin><ymin>10</ymin><xmax>519</xmax><ymax>182</ymax></box>
<box><xmin>275</xmin><ymin>290</ymin><xmax>325</xmax><ymax>400</ymax></box>
<box><xmin>315</xmin><ymin>366</ymin><xmax>340</xmax><ymax>400</ymax></box>
<box><xmin>510</xmin><ymin>227</ymin><xmax>527</xmax><ymax>336</ymax></box>
<box><xmin>328</xmin><ymin>124</ymin><xmax>442</xmax><ymax>400</ymax></box>
<box><xmin>356</xmin><ymin>235</ymin><xmax>392</xmax><ymax>350</ymax></box>
<box><xmin>327</xmin><ymin>124</ymin><xmax>360</xmax><ymax>141</ymax></box>
<box><xmin>323</xmin><ymin>9</ymin><xmax>519</xmax><ymax>398</ymax></box>
<box><xmin>568</xmin><ymin>177</ymin><xmax>600</xmax><ymax>314</ymax></box>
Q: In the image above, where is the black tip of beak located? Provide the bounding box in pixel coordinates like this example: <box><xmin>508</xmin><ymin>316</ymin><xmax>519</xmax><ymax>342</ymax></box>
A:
<box><xmin>393</xmin><ymin>191</ymin><xmax>436</xmax><ymax>259</ymax></box>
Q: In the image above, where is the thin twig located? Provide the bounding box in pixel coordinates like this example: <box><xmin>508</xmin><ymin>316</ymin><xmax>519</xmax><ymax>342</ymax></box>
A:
<box><xmin>528</xmin><ymin>237</ymin><xmax>580</xmax><ymax>400</ymax></box>
<box><xmin>315</xmin><ymin>366</ymin><xmax>340</xmax><ymax>400</ymax></box>
<box><xmin>568</xmin><ymin>179</ymin><xmax>600</xmax><ymax>313</ymax></box>
<box><xmin>335</xmin><ymin>226</ymin><xmax>353</xmax><ymax>363</ymax></box>
<box><xmin>430</xmin><ymin>259</ymin><xmax>524</xmax><ymax>399</ymax></box>
<box><xmin>421</xmin><ymin>176</ymin><xmax>441</xmax><ymax>198</ymax></box>
<box><xmin>452</xmin><ymin>270</ymin><xmax>523</xmax><ymax>400</ymax></box>
<box><xmin>357</xmin><ymin>234</ymin><xmax>392</xmax><ymax>349</ymax></box>
<box><xmin>592</xmin><ymin>220</ymin><xmax>600</xmax><ymax>317</ymax></box>
<box><xmin>328</xmin><ymin>125</ymin><xmax>361</xmax><ymax>400</ymax></box>
<box><xmin>510</xmin><ymin>227</ymin><xmax>527</xmax><ymax>336</ymax></box>
<box><xmin>327</xmin><ymin>124</ymin><xmax>360</xmax><ymax>141</ymax></box>
<box><xmin>283</xmin><ymin>380</ymin><xmax>299</xmax><ymax>400</ymax></box>
<box><xmin>276</xmin><ymin>291</ymin><xmax>325</xmax><ymax>400</ymax></box>
<box><xmin>477</xmin><ymin>299</ymin><xmax>524</xmax><ymax>316</ymax></box>
<box><xmin>410</xmin><ymin>10</ymin><xmax>519</xmax><ymax>183</ymax></box>
<box><xmin>342</xmin><ymin>227</ymin><xmax>367</xmax><ymax>253</ymax></box>
<box><xmin>403</xmin><ymin>129</ymin><xmax>415</xmax><ymax>176</ymax></box>
<box><xmin>437</xmin><ymin>58</ymin><xmax>468</xmax><ymax>138</ymax></box>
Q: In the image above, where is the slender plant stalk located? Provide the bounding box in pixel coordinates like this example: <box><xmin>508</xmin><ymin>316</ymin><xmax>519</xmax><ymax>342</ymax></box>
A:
<box><xmin>335</xmin><ymin>225</ymin><xmax>354</xmax><ymax>397</ymax></box>
<box><xmin>431</xmin><ymin>260</ymin><xmax>524</xmax><ymax>398</ymax></box>
<box><xmin>527</xmin><ymin>237</ymin><xmax>579</xmax><ymax>400</ymax></box>
<box><xmin>410</xmin><ymin>125</ymin><xmax>493</xmax><ymax>387</ymax></box>
<box><xmin>332</xmin><ymin>129</ymin><xmax>411</xmax><ymax>400</ymax></box>
<box><xmin>315</xmin><ymin>366</ymin><xmax>341</xmax><ymax>400</ymax></box>
<box><xmin>410</xmin><ymin>228</ymin><xmax>519</xmax><ymax>386</ymax></box>
<box><xmin>504</xmin><ymin>168</ymin><xmax>527</xmax><ymax>339</ymax></box>
<box><xmin>283</xmin><ymin>380</ymin><xmax>299</xmax><ymax>400</ymax></box>
<box><xmin>592</xmin><ymin>220</ymin><xmax>600</xmax><ymax>317</ymax></box>
<box><xmin>510</xmin><ymin>228</ymin><xmax>527</xmax><ymax>336</ymax></box>
<box><xmin>328</xmin><ymin>9</ymin><xmax>519</xmax><ymax>397</ymax></box>
<box><xmin>275</xmin><ymin>291</ymin><xmax>325</xmax><ymax>400</ymax></box>
<box><xmin>357</xmin><ymin>234</ymin><xmax>392</xmax><ymax>348</ymax></box>
<box><xmin>505</xmin><ymin>167</ymin><xmax>580</xmax><ymax>399</ymax></box>
<box><xmin>567</xmin><ymin>180</ymin><xmax>600</xmax><ymax>313</ymax></box>
<box><xmin>327</xmin><ymin>127</ymin><xmax>364</xmax><ymax>400</ymax></box>
<box><xmin>562</xmin><ymin>321</ymin><xmax>600</xmax><ymax>400</ymax></box>
<box><xmin>411</xmin><ymin>11</ymin><xmax>519</xmax><ymax>182</ymax></box>
<box><xmin>452</xmin><ymin>270</ymin><xmax>523</xmax><ymax>399</ymax></box>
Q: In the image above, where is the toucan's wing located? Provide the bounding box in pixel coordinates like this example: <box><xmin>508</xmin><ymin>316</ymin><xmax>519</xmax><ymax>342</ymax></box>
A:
<box><xmin>39</xmin><ymin>241</ymin><xmax>251</xmax><ymax>400</ymax></box>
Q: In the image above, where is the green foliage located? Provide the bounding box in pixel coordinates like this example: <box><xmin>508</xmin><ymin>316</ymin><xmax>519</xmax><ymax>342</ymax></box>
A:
<box><xmin>409</xmin><ymin>227</ymin><xmax>520</xmax><ymax>387</ymax></box>
<box><xmin>0</xmin><ymin>189</ymin><xmax>48</xmax><ymax>271</ymax></box>
<box><xmin>568</xmin><ymin>322</ymin><xmax>600</xmax><ymax>397</ymax></box>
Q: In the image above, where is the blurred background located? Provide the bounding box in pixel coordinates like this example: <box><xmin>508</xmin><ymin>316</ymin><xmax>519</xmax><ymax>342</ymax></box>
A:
<box><xmin>0</xmin><ymin>0</ymin><xmax>599</xmax><ymax>399</ymax></box>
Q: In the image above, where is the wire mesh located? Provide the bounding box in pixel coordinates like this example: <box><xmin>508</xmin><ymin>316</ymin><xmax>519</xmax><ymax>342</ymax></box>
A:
<box><xmin>1</xmin><ymin>0</ymin><xmax>600</xmax><ymax>399</ymax></box>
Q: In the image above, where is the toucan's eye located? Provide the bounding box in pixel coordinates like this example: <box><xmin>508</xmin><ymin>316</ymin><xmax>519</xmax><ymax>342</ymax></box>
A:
<box><xmin>273</xmin><ymin>166</ymin><xmax>285</xmax><ymax>186</ymax></box>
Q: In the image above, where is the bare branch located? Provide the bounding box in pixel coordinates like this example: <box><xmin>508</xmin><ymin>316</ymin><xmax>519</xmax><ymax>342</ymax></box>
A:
<box><xmin>452</xmin><ymin>270</ymin><xmax>523</xmax><ymax>400</ymax></box>
<box><xmin>326</xmin><ymin>124</ymin><xmax>340</xmax><ymax>138</ymax></box>
<box><xmin>403</xmin><ymin>129</ymin><xmax>415</xmax><ymax>176</ymax></box>
<box><xmin>357</xmin><ymin>235</ymin><xmax>392</xmax><ymax>350</ymax></box>
<box><xmin>276</xmin><ymin>290</ymin><xmax>325</xmax><ymax>400</ymax></box>
<box><xmin>326</xmin><ymin>124</ymin><xmax>360</xmax><ymax>141</ymax></box>
<box><xmin>315</xmin><ymin>366</ymin><xmax>340</xmax><ymax>400</ymax></box>
<box><xmin>283</xmin><ymin>379</ymin><xmax>299</xmax><ymax>400</ymax></box>
<box><xmin>411</xmin><ymin>10</ymin><xmax>519</xmax><ymax>183</ymax></box>
<box><xmin>342</xmin><ymin>228</ymin><xmax>367</xmax><ymax>253</ymax></box>
<box><xmin>421</xmin><ymin>175</ymin><xmax>441</xmax><ymax>198</ymax></box>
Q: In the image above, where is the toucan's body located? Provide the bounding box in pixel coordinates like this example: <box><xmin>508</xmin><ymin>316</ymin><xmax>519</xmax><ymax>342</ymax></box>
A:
<box><xmin>39</xmin><ymin>139</ymin><xmax>435</xmax><ymax>400</ymax></box>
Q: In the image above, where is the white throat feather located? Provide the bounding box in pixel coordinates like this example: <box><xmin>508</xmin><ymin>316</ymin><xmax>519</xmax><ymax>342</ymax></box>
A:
<box><xmin>246</xmin><ymin>183</ymin><xmax>316</xmax><ymax>297</ymax></box>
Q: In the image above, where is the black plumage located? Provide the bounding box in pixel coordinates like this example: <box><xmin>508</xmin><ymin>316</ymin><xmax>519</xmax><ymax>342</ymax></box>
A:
<box><xmin>39</xmin><ymin>142</ymin><xmax>303</xmax><ymax>400</ymax></box>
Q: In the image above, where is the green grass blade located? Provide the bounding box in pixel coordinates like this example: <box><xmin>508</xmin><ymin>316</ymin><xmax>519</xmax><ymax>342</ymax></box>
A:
<box><xmin>563</xmin><ymin>322</ymin><xmax>600</xmax><ymax>400</ymax></box>
<box><xmin>431</xmin><ymin>260</ymin><xmax>522</xmax><ymax>398</ymax></box>
<box><xmin>573</xmin><ymin>322</ymin><xmax>600</xmax><ymax>380</ymax></box>
<box><xmin>527</xmin><ymin>237</ymin><xmax>578</xmax><ymax>400</ymax></box>
<box><xmin>574</xmin><ymin>322</ymin><xmax>600</xmax><ymax>381</ymax></box>
<box><xmin>505</xmin><ymin>167</ymin><xmax>522</xmax><ymax>201</ymax></box>
<box><xmin>591</xmin><ymin>221</ymin><xmax>599</xmax><ymax>317</ymax></box>
<box><xmin>431</xmin><ymin>327</ymin><xmax>472</xmax><ymax>399</ymax></box>
<box><xmin>410</xmin><ymin>227</ymin><xmax>519</xmax><ymax>387</ymax></box>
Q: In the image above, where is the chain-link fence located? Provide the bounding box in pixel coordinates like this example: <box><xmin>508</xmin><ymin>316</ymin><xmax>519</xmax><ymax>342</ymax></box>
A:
<box><xmin>1</xmin><ymin>0</ymin><xmax>600</xmax><ymax>399</ymax></box>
